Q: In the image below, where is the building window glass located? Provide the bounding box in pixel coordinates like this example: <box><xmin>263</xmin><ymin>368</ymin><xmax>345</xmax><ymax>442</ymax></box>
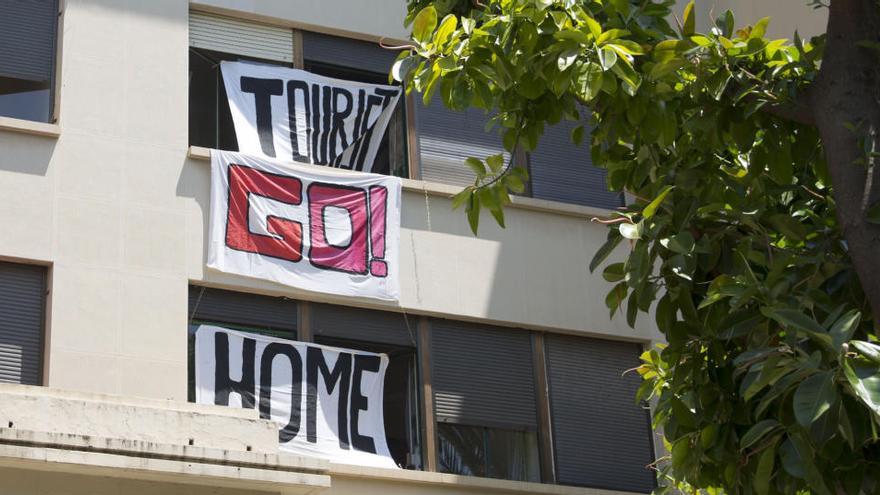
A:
<box><xmin>430</xmin><ymin>319</ymin><xmax>541</xmax><ymax>483</ymax></box>
<box><xmin>0</xmin><ymin>0</ymin><xmax>59</xmax><ymax>123</ymax></box>
<box><xmin>438</xmin><ymin>423</ymin><xmax>540</xmax><ymax>481</ymax></box>
<box><xmin>187</xmin><ymin>12</ymin><xmax>408</xmax><ymax>177</ymax></box>
<box><xmin>0</xmin><ymin>261</ymin><xmax>46</xmax><ymax>385</ymax></box>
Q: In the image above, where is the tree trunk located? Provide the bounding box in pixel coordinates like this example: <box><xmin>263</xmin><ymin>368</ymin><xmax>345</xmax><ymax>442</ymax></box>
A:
<box><xmin>812</xmin><ymin>0</ymin><xmax>880</xmax><ymax>323</ymax></box>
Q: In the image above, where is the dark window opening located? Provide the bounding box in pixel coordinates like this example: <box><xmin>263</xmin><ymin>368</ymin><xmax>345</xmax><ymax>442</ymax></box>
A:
<box><xmin>303</xmin><ymin>60</ymin><xmax>408</xmax><ymax>178</ymax></box>
<box><xmin>314</xmin><ymin>335</ymin><xmax>421</xmax><ymax>470</ymax></box>
<box><xmin>0</xmin><ymin>0</ymin><xmax>58</xmax><ymax>123</ymax></box>
<box><xmin>438</xmin><ymin>423</ymin><xmax>540</xmax><ymax>482</ymax></box>
<box><xmin>189</xmin><ymin>47</ymin><xmax>291</xmax><ymax>151</ymax></box>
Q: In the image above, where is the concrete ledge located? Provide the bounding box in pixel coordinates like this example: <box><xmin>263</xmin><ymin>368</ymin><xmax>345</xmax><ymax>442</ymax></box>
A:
<box><xmin>329</xmin><ymin>463</ymin><xmax>642</xmax><ymax>495</ymax></box>
<box><xmin>187</xmin><ymin>146</ymin><xmax>613</xmax><ymax>220</ymax></box>
<box><xmin>0</xmin><ymin>443</ymin><xmax>329</xmax><ymax>494</ymax></box>
<box><xmin>0</xmin><ymin>384</ymin><xmax>279</xmax><ymax>452</ymax></box>
<box><xmin>0</xmin><ymin>116</ymin><xmax>60</xmax><ymax>138</ymax></box>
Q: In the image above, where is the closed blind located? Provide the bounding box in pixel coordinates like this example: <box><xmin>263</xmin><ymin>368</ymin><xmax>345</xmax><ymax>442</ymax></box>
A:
<box><xmin>0</xmin><ymin>262</ymin><xmax>45</xmax><ymax>385</ymax></box>
<box><xmin>189</xmin><ymin>11</ymin><xmax>294</xmax><ymax>63</ymax></box>
<box><xmin>545</xmin><ymin>335</ymin><xmax>655</xmax><ymax>492</ymax></box>
<box><xmin>312</xmin><ymin>303</ymin><xmax>415</xmax><ymax>347</ymax></box>
<box><xmin>415</xmin><ymin>99</ymin><xmax>508</xmax><ymax>187</ymax></box>
<box><xmin>529</xmin><ymin>119</ymin><xmax>623</xmax><ymax>209</ymax></box>
<box><xmin>431</xmin><ymin>319</ymin><xmax>536</xmax><ymax>429</ymax></box>
<box><xmin>0</xmin><ymin>0</ymin><xmax>57</xmax><ymax>82</ymax></box>
<box><xmin>187</xmin><ymin>286</ymin><xmax>297</xmax><ymax>335</ymax></box>
<box><xmin>302</xmin><ymin>31</ymin><xmax>398</xmax><ymax>75</ymax></box>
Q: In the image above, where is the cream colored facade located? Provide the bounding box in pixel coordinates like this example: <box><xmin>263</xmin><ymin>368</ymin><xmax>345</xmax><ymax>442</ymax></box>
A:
<box><xmin>0</xmin><ymin>0</ymin><xmax>824</xmax><ymax>494</ymax></box>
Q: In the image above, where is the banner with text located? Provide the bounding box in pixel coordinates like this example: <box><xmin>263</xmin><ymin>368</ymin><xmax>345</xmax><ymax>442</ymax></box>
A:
<box><xmin>222</xmin><ymin>61</ymin><xmax>401</xmax><ymax>173</ymax></box>
<box><xmin>195</xmin><ymin>325</ymin><xmax>397</xmax><ymax>469</ymax></box>
<box><xmin>208</xmin><ymin>150</ymin><xmax>401</xmax><ymax>301</ymax></box>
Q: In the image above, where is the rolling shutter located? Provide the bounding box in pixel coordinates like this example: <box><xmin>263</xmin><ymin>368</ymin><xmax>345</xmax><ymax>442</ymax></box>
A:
<box><xmin>529</xmin><ymin>119</ymin><xmax>623</xmax><ymax>210</ymax></box>
<box><xmin>0</xmin><ymin>0</ymin><xmax>57</xmax><ymax>83</ymax></box>
<box><xmin>415</xmin><ymin>99</ymin><xmax>508</xmax><ymax>187</ymax></box>
<box><xmin>0</xmin><ymin>262</ymin><xmax>45</xmax><ymax>385</ymax></box>
<box><xmin>189</xmin><ymin>11</ymin><xmax>294</xmax><ymax>63</ymax></box>
<box><xmin>431</xmin><ymin>319</ymin><xmax>536</xmax><ymax>429</ymax></box>
<box><xmin>187</xmin><ymin>286</ymin><xmax>297</xmax><ymax>335</ymax></box>
<box><xmin>302</xmin><ymin>31</ymin><xmax>398</xmax><ymax>75</ymax></box>
<box><xmin>311</xmin><ymin>303</ymin><xmax>415</xmax><ymax>347</ymax></box>
<box><xmin>545</xmin><ymin>334</ymin><xmax>655</xmax><ymax>492</ymax></box>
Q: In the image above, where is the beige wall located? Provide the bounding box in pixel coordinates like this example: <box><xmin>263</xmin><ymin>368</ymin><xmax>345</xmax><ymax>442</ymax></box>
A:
<box><xmin>673</xmin><ymin>0</ymin><xmax>828</xmax><ymax>39</ymax></box>
<box><xmin>0</xmin><ymin>0</ymin><xmax>654</xmax><ymax>402</ymax></box>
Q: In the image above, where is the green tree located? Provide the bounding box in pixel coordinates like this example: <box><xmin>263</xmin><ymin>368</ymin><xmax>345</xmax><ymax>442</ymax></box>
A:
<box><xmin>393</xmin><ymin>0</ymin><xmax>880</xmax><ymax>493</ymax></box>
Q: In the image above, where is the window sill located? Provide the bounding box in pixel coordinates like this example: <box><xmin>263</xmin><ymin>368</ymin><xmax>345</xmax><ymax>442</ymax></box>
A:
<box><xmin>329</xmin><ymin>462</ymin><xmax>640</xmax><ymax>495</ymax></box>
<box><xmin>0</xmin><ymin>116</ymin><xmax>60</xmax><ymax>138</ymax></box>
<box><xmin>187</xmin><ymin>146</ymin><xmax>614</xmax><ymax>220</ymax></box>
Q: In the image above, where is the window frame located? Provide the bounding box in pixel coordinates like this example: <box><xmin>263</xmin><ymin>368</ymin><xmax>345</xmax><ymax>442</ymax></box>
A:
<box><xmin>187</xmin><ymin>9</ymin><xmax>413</xmax><ymax>179</ymax></box>
<box><xmin>0</xmin><ymin>0</ymin><xmax>63</xmax><ymax>127</ymax></box>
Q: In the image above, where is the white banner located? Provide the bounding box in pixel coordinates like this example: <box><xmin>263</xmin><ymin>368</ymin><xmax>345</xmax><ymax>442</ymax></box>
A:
<box><xmin>222</xmin><ymin>61</ymin><xmax>401</xmax><ymax>173</ymax></box>
<box><xmin>195</xmin><ymin>325</ymin><xmax>397</xmax><ymax>469</ymax></box>
<box><xmin>208</xmin><ymin>150</ymin><xmax>401</xmax><ymax>301</ymax></box>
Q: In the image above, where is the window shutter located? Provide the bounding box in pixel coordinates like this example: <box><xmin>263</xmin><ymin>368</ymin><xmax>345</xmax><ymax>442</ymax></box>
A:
<box><xmin>187</xmin><ymin>286</ymin><xmax>297</xmax><ymax>334</ymax></box>
<box><xmin>431</xmin><ymin>319</ymin><xmax>536</xmax><ymax>430</ymax></box>
<box><xmin>529</xmin><ymin>119</ymin><xmax>623</xmax><ymax>209</ymax></box>
<box><xmin>302</xmin><ymin>31</ymin><xmax>398</xmax><ymax>75</ymax></box>
<box><xmin>0</xmin><ymin>262</ymin><xmax>45</xmax><ymax>385</ymax></box>
<box><xmin>545</xmin><ymin>334</ymin><xmax>655</xmax><ymax>492</ymax></box>
<box><xmin>0</xmin><ymin>0</ymin><xmax>57</xmax><ymax>82</ymax></box>
<box><xmin>311</xmin><ymin>303</ymin><xmax>415</xmax><ymax>347</ymax></box>
<box><xmin>189</xmin><ymin>11</ymin><xmax>294</xmax><ymax>63</ymax></box>
<box><xmin>415</xmin><ymin>99</ymin><xmax>507</xmax><ymax>187</ymax></box>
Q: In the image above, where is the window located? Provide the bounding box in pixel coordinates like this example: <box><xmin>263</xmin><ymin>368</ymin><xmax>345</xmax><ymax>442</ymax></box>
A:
<box><xmin>188</xmin><ymin>12</ymin><xmax>408</xmax><ymax>177</ymax></box>
<box><xmin>545</xmin><ymin>334</ymin><xmax>655</xmax><ymax>492</ymax></box>
<box><xmin>429</xmin><ymin>319</ymin><xmax>541</xmax><ymax>483</ymax></box>
<box><xmin>186</xmin><ymin>285</ymin><xmax>298</xmax><ymax>400</ymax></box>
<box><xmin>0</xmin><ymin>0</ymin><xmax>59</xmax><ymax>123</ymax></box>
<box><xmin>185</xmin><ymin>287</ymin><xmax>422</xmax><ymax>468</ymax></box>
<box><xmin>413</xmin><ymin>100</ymin><xmax>623</xmax><ymax>209</ymax></box>
<box><xmin>0</xmin><ymin>261</ymin><xmax>46</xmax><ymax>385</ymax></box>
<box><xmin>310</xmin><ymin>303</ymin><xmax>421</xmax><ymax>469</ymax></box>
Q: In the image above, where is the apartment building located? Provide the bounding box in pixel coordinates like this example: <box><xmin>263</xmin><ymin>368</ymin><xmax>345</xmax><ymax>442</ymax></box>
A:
<box><xmin>0</xmin><ymin>1</ymin><xmax>669</xmax><ymax>494</ymax></box>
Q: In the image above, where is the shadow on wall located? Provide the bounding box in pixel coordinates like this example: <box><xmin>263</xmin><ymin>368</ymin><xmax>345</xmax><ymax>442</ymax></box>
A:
<box><xmin>0</xmin><ymin>132</ymin><xmax>57</xmax><ymax>176</ymax></box>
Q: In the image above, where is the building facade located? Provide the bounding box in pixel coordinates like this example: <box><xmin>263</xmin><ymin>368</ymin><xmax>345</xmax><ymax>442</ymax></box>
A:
<box><xmin>0</xmin><ymin>1</ymin><xmax>673</xmax><ymax>494</ymax></box>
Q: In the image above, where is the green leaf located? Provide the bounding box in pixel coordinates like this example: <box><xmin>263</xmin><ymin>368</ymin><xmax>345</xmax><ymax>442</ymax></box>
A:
<box><xmin>642</xmin><ymin>185</ymin><xmax>674</xmax><ymax>219</ymax></box>
<box><xmin>465</xmin><ymin>157</ymin><xmax>486</xmax><ymax>176</ymax></box>
<box><xmin>740</xmin><ymin>419</ymin><xmax>780</xmax><ymax>449</ymax></box>
<box><xmin>571</xmin><ymin>125</ymin><xmax>585</xmax><ymax>146</ymax></box>
<box><xmin>682</xmin><ymin>1</ymin><xmax>696</xmax><ymax>36</ymax></box>
<box><xmin>605</xmin><ymin>282</ymin><xmax>627</xmax><ymax>315</ymax></box>
<box><xmin>660</xmin><ymin>231</ymin><xmax>694</xmax><ymax>254</ymax></box>
<box><xmin>598</xmin><ymin>46</ymin><xmax>618</xmax><ymax>71</ymax></box>
<box><xmin>590</xmin><ymin>233</ymin><xmax>623</xmax><ymax>272</ymax></box>
<box><xmin>851</xmin><ymin>340</ymin><xmax>880</xmax><ymax>364</ymax></box>
<box><xmin>412</xmin><ymin>6</ymin><xmax>438</xmax><ymax>44</ymax></box>
<box><xmin>435</xmin><ymin>14</ymin><xmax>458</xmax><ymax>47</ymax></box>
<box><xmin>451</xmin><ymin>187</ymin><xmax>472</xmax><ymax>210</ymax></box>
<box><xmin>867</xmin><ymin>200</ymin><xmax>880</xmax><ymax>224</ymax></box>
<box><xmin>792</xmin><ymin>370</ymin><xmax>836</xmax><ymax>427</ymax></box>
<box><xmin>843</xmin><ymin>359</ymin><xmax>880</xmax><ymax>417</ymax></box>
<box><xmin>557</xmin><ymin>48</ymin><xmax>578</xmax><ymax>71</ymax></box>
<box><xmin>768</xmin><ymin>214</ymin><xmax>806</xmax><ymax>241</ymax></box>
<box><xmin>584</xmin><ymin>15</ymin><xmax>602</xmax><ymax>39</ymax></box>
<box><xmin>751</xmin><ymin>16</ymin><xmax>770</xmax><ymax>39</ymax></box>
<box><xmin>485</xmin><ymin>153</ymin><xmax>504</xmax><ymax>173</ymax></box>
<box><xmin>828</xmin><ymin>310</ymin><xmax>860</xmax><ymax>351</ymax></box>
<box><xmin>603</xmin><ymin>262</ymin><xmax>625</xmax><ymax>282</ymax></box>
<box><xmin>763</xmin><ymin>308</ymin><xmax>833</xmax><ymax>350</ymax></box>
<box><xmin>466</xmin><ymin>193</ymin><xmax>480</xmax><ymax>234</ymax></box>
<box><xmin>754</xmin><ymin>440</ymin><xmax>777</xmax><ymax>495</ymax></box>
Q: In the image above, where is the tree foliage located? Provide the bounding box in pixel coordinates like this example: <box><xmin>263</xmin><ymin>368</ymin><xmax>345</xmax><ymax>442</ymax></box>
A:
<box><xmin>394</xmin><ymin>0</ymin><xmax>880</xmax><ymax>493</ymax></box>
